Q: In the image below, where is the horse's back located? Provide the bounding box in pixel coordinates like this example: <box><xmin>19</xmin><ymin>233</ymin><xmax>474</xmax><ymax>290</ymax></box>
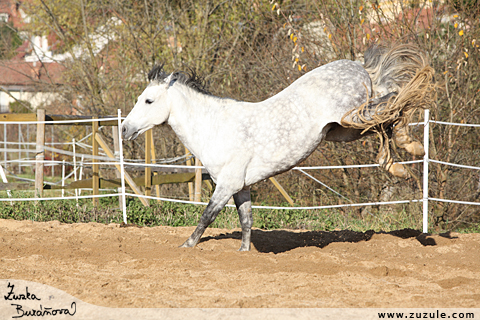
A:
<box><xmin>289</xmin><ymin>59</ymin><xmax>372</xmax><ymax>121</ymax></box>
<box><xmin>241</xmin><ymin>60</ymin><xmax>372</xmax><ymax>185</ymax></box>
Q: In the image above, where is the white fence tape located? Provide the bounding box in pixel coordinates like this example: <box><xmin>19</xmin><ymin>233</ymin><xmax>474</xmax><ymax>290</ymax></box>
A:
<box><xmin>126</xmin><ymin>192</ymin><xmax>423</xmax><ymax>210</ymax></box>
<box><xmin>293</xmin><ymin>160</ymin><xmax>423</xmax><ymax>170</ymax></box>
<box><xmin>296</xmin><ymin>168</ymin><xmax>350</xmax><ymax>201</ymax></box>
<box><xmin>1</xmin><ymin>109</ymin><xmax>480</xmax><ymax>233</ymax></box>
<box><xmin>429</xmin><ymin>159</ymin><xmax>480</xmax><ymax>171</ymax></box>
<box><xmin>429</xmin><ymin>197</ymin><xmax>480</xmax><ymax>206</ymax></box>
<box><xmin>431</xmin><ymin>120</ymin><xmax>480</xmax><ymax>128</ymax></box>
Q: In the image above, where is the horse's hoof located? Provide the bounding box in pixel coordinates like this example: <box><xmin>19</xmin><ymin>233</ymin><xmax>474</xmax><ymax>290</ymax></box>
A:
<box><xmin>238</xmin><ymin>245</ymin><xmax>251</xmax><ymax>252</ymax></box>
<box><xmin>179</xmin><ymin>240</ymin><xmax>196</xmax><ymax>248</ymax></box>
<box><xmin>388</xmin><ymin>163</ymin><xmax>408</xmax><ymax>179</ymax></box>
<box><xmin>405</xmin><ymin>141</ymin><xmax>425</xmax><ymax>157</ymax></box>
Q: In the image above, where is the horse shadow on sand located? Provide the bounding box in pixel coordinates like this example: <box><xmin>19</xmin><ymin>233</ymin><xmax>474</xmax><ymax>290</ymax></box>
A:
<box><xmin>199</xmin><ymin>228</ymin><xmax>457</xmax><ymax>254</ymax></box>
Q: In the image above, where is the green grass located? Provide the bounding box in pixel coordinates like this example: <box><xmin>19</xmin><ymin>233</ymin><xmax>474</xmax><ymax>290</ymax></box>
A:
<box><xmin>0</xmin><ymin>192</ymin><xmax>477</xmax><ymax>233</ymax></box>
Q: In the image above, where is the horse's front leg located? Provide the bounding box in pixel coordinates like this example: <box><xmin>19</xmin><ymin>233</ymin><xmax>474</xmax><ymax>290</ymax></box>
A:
<box><xmin>233</xmin><ymin>187</ymin><xmax>253</xmax><ymax>251</ymax></box>
<box><xmin>179</xmin><ymin>186</ymin><xmax>234</xmax><ymax>249</ymax></box>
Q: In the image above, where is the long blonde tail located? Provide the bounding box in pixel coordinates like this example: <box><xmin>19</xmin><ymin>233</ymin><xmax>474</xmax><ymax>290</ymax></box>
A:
<box><xmin>364</xmin><ymin>43</ymin><xmax>430</xmax><ymax>97</ymax></box>
<box><xmin>342</xmin><ymin>43</ymin><xmax>436</xmax><ymax>131</ymax></box>
<box><xmin>340</xmin><ymin>43</ymin><xmax>436</xmax><ymax>178</ymax></box>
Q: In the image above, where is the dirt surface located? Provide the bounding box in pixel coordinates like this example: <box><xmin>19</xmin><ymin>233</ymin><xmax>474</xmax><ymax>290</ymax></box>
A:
<box><xmin>0</xmin><ymin>218</ymin><xmax>479</xmax><ymax>308</ymax></box>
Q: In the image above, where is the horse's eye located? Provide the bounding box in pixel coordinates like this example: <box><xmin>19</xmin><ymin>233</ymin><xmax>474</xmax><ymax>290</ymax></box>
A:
<box><xmin>146</xmin><ymin>99</ymin><xmax>154</xmax><ymax>104</ymax></box>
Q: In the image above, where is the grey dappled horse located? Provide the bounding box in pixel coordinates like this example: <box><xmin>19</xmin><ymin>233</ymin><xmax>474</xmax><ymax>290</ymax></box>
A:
<box><xmin>122</xmin><ymin>43</ymin><xmax>435</xmax><ymax>251</ymax></box>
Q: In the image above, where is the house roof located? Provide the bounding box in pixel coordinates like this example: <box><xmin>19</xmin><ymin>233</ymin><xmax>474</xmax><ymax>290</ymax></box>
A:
<box><xmin>0</xmin><ymin>60</ymin><xmax>65</xmax><ymax>88</ymax></box>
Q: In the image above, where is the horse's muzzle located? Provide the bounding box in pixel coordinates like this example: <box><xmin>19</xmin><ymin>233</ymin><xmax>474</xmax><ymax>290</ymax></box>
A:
<box><xmin>121</xmin><ymin>123</ymin><xmax>139</xmax><ymax>141</ymax></box>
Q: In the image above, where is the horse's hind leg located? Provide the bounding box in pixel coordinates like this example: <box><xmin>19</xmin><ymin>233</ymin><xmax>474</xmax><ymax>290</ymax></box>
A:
<box><xmin>179</xmin><ymin>186</ymin><xmax>234</xmax><ymax>249</ymax></box>
<box><xmin>393</xmin><ymin>125</ymin><xmax>425</xmax><ymax>157</ymax></box>
<box><xmin>377</xmin><ymin>137</ymin><xmax>408</xmax><ymax>178</ymax></box>
<box><xmin>233</xmin><ymin>187</ymin><xmax>253</xmax><ymax>252</ymax></box>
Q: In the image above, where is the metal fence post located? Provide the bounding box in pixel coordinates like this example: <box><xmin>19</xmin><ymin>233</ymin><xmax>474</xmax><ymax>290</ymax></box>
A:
<box><xmin>3</xmin><ymin>123</ymin><xmax>6</xmax><ymax>168</ymax></box>
<box><xmin>35</xmin><ymin>109</ymin><xmax>45</xmax><ymax>199</ymax></box>
<box><xmin>118</xmin><ymin>109</ymin><xmax>127</xmax><ymax>224</ymax></box>
<box><xmin>112</xmin><ymin>125</ymin><xmax>123</xmax><ymax>209</ymax></box>
<box><xmin>73</xmin><ymin>138</ymin><xmax>78</xmax><ymax>205</ymax></box>
<box><xmin>92</xmin><ymin>118</ymin><xmax>99</xmax><ymax>206</ymax></box>
<box><xmin>18</xmin><ymin>123</ymin><xmax>21</xmax><ymax>174</ymax></box>
<box><xmin>145</xmin><ymin>129</ymin><xmax>152</xmax><ymax>197</ymax></box>
<box><xmin>62</xmin><ymin>159</ymin><xmax>65</xmax><ymax>198</ymax></box>
<box><xmin>423</xmin><ymin>109</ymin><xmax>430</xmax><ymax>234</ymax></box>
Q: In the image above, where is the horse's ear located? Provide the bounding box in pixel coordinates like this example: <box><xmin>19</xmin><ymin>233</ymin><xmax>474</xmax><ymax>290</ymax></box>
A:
<box><xmin>165</xmin><ymin>73</ymin><xmax>177</xmax><ymax>87</ymax></box>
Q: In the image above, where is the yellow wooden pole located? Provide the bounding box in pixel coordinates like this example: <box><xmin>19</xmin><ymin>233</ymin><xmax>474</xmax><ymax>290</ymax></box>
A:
<box><xmin>269</xmin><ymin>177</ymin><xmax>294</xmax><ymax>205</ymax></box>
<box><xmin>2</xmin><ymin>114</ymin><xmax>36</xmax><ymax>122</ymax></box>
<box><xmin>194</xmin><ymin>157</ymin><xmax>202</xmax><ymax>202</ymax></box>
<box><xmin>149</xmin><ymin>130</ymin><xmax>161</xmax><ymax>201</ymax></box>
<box><xmin>49</xmin><ymin>171</ymin><xmax>199</xmax><ymax>190</ymax></box>
<box><xmin>95</xmin><ymin>133</ymin><xmax>150</xmax><ymax>207</ymax></box>
<box><xmin>185</xmin><ymin>146</ymin><xmax>194</xmax><ymax>201</ymax></box>
<box><xmin>92</xmin><ymin>118</ymin><xmax>99</xmax><ymax>206</ymax></box>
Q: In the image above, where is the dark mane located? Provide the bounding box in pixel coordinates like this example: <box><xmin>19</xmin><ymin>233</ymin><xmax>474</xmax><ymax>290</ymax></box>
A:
<box><xmin>147</xmin><ymin>64</ymin><xmax>210</xmax><ymax>95</ymax></box>
<box><xmin>147</xmin><ymin>64</ymin><xmax>168</xmax><ymax>82</ymax></box>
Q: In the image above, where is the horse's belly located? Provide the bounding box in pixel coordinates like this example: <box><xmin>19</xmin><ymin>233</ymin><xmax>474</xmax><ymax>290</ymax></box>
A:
<box><xmin>244</xmin><ymin>132</ymin><xmax>323</xmax><ymax>185</ymax></box>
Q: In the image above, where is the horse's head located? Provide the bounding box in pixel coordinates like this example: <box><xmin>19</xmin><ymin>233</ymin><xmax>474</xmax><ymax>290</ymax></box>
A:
<box><xmin>122</xmin><ymin>65</ymin><xmax>173</xmax><ymax>140</ymax></box>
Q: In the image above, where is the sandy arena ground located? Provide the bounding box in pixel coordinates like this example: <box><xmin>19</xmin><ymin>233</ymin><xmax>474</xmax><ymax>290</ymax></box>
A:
<box><xmin>0</xmin><ymin>218</ymin><xmax>479</xmax><ymax>308</ymax></box>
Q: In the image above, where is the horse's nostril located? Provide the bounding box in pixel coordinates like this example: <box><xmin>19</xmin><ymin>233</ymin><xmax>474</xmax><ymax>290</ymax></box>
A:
<box><xmin>122</xmin><ymin>125</ymin><xmax>127</xmax><ymax>135</ymax></box>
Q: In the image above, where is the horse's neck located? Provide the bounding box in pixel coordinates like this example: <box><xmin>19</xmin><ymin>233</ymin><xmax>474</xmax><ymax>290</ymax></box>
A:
<box><xmin>166</xmin><ymin>86</ymin><xmax>236</xmax><ymax>156</ymax></box>
<box><xmin>166</xmin><ymin>84</ymin><xmax>296</xmax><ymax>157</ymax></box>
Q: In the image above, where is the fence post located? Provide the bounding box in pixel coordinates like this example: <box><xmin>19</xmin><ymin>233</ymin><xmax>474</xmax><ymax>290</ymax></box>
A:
<box><xmin>27</xmin><ymin>124</ymin><xmax>29</xmax><ymax>166</ymax></box>
<box><xmin>92</xmin><ymin>117</ymin><xmax>99</xmax><ymax>206</ymax></box>
<box><xmin>145</xmin><ymin>129</ymin><xmax>152</xmax><ymax>197</ymax></box>
<box><xmin>112</xmin><ymin>125</ymin><xmax>123</xmax><ymax>209</ymax></box>
<box><xmin>423</xmin><ymin>109</ymin><xmax>430</xmax><ymax>234</ymax></box>
<box><xmin>18</xmin><ymin>124</ymin><xmax>21</xmax><ymax>174</ymax></box>
<box><xmin>62</xmin><ymin>159</ymin><xmax>65</xmax><ymax>198</ymax></box>
<box><xmin>3</xmin><ymin>123</ymin><xmax>6</xmax><ymax>168</ymax></box>
<box><xmin>117</xmin><ymin>109</ymin><xmax>127</xmax><ymax>224</ymax></box>
<box><xmin>73</xmin><ymin>138</ymin><xmax>79</xmax><ymax>204</ymax></box>
<box><xmin>78</xmin><ymin>155</ymin><xmax>84</xmax><ymax>197</ymax></box>
<box><xmin>35</xmin><ymin>109</ymin><xmax>45</xmax><ymax>199</ymax></box>
<box><xmin>51</xmin><ymin>126</ymin><xmax>54</xmax><ymax>178</ymax></box>
<box><xmin>0</xmin><ymin>164</ymin><xmax>12</xmax><ymax>200</ymax></box>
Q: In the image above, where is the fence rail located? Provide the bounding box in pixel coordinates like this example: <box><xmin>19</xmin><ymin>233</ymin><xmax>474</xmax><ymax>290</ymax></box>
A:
<box><xmin>1</xmin><ymin>108</ymin><xmax>479</xmax><ymax>234</ymax></box>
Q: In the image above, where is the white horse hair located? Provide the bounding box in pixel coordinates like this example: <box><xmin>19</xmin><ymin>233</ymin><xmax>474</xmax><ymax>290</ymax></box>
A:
<box><xmin>122</xmin><ymin>43</ymin><xmax>433</xmax><ymax>251</ymax></box>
